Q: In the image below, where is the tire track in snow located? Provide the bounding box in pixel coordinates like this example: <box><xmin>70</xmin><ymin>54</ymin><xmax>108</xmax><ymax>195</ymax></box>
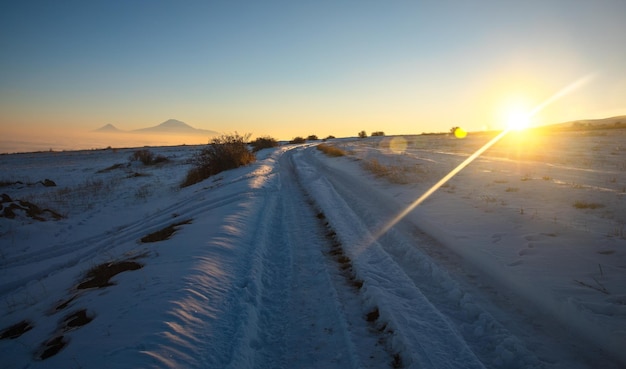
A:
<box><xmin>0</xmin><ymin>189</ymin><xmax>251</xmax><ymax>297</ymax></box>
<box><xmin>298</xmin><ymin>145</ymin><xmax>622</xmax><ymax>369</ymax></box>
<box><xmin>229</xmin><ymin>148</ymin><xmax>398</xmax><ymax>368</ymax></box>
<box><xmin>219</xmin><ymin>148</ymin><xmax>356</xmax><ymax>368</ymax></box>
<box><xmin>284</xmin><ymin>151</ymin><xmax>397</xmax><ymax>369</ymax></box>
<box><xmin>293</xmin><ymin>147</ymin><xmax>491</xmax><ymax>369</ymax></box>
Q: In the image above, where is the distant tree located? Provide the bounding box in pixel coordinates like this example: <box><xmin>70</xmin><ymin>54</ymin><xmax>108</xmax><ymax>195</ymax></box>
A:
<box><xmin>290</xmin><ymin>136</ymin><xmax>306</xmax><ymax>144</ymax></box>
<box><xmin>307</xmin><ymin>134</ymin><xmax>319</xmax><ymax>141</ymax></box>
<box><xmin>358</xmin><ymin>130</ymin><xmax>367</xmax><ymax>138</ymax></box>
<box><xmin>450</xmin><ymin>126</ymin><xmax>460</xmax><ymax>136</ymax></box>
<box><xmin>371</xmin><ymin>131</ymin><xmax>385</xmax><ymax>137</ymax></box>
<box><xmin>325</xmin><ymin>135</ymin><xmax>336</xmax><ymax>140</ymax></box>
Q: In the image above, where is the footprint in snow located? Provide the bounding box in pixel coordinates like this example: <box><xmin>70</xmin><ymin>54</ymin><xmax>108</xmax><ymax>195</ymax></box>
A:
<box><xmin>491</xmin><ymin>233</ymin><xmax>506</xmax><ymax>243</ymax></box>
<box><xmin>518</xmin><ymin>248</ymin><xmax>539</xmax><ymax>256</ymax></box>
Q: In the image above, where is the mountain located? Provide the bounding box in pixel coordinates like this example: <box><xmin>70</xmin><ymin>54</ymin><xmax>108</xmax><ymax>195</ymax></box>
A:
<box><xmin>132</xmin><ymin>119</ymin><xmax>219</xmax><ymax>136</ymax></box>
<box><xmin>92</xmin><ymin>119</ymin><xmax>219</xmax><ymax>136</ymax></box>
<box><xmin>93</xmin><ymin>124</ymin><xmax>123</xmax><ymax>132</ymax></box>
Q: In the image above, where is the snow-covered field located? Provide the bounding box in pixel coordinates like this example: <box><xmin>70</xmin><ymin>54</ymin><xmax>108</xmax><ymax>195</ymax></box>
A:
<box><xmin>1</xmin><ymin>129</ymin><xmax>625</xmax><ymax>368</ymax></box>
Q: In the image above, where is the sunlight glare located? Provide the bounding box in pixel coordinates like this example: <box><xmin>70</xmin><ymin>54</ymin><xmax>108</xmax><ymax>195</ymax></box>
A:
<box><xmin>388</xmin><ymin>137</ymin><xmax>408</xmax><ymax>153</ymax></box>
<box><xmin>363</xmin><ymin>74</ymin><xmax>594</xmax><ymax>249</ymax></box>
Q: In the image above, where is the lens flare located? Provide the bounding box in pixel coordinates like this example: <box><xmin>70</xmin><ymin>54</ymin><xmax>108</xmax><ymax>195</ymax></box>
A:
<box><xmin>359</xmin><ymin>74</ymin><xmax>594</xmax><ymax>251</ymax></box>
<box><xmin>453</xmin><ymin>127</ymin><xmax>468</xmax><ymax>139</ymax></box>
<box><xmin>389</xmin><ymin>137</ymin><xmax>408</xmax><ymax>153</ymax></box>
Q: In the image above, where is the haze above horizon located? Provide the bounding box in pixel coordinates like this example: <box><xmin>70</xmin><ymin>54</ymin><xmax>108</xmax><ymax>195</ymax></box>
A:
<box><xmin>1</xmin><ymin>1</ymin><xmax>625</xmax><ymax>152</ymax></box>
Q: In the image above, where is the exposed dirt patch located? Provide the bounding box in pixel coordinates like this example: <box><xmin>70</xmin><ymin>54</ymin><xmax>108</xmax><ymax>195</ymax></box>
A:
<box><xmin>315</xmin><ymin>206</ymin><xmax>403</xmax><ymax>368</ymax></box>
<box><xmin>97</xmin><ymin>163</ymin><xmax>127</xmax><ymax>173</ymax></box>
<box><xmin>128</xmin><ymin>172</ymin><xmax>151</xmax><ymax>178</ymax></box>
<box><xmin>54</xmin><ymin>295</ymin><xmax>78</xmax><ymax>312</ymax></box>
<box><xmin>366</xmin><ymin>308</ymin><xmax>380</xmax><ymax>322</ymax></box>
<box><xmin>38</xmin><ymin>335</ymin><xmax>67</xmax><ymax>360</ymax></box>
<box><xmin>325</xmin><ymin>232</ymin><xmax>363</xmax><ymax>289</ymax></box>
<box><xmin>62</xmin><ymin>309</ymin><xmax>93</xmax><ymax>330</ymax></box>
<box><xmin>140</xmin><ymin>219</ymin><xmax>192</xmax><ymax>243</ymax></box>
<box><xmin>0</xmin><ymin>194</ymin><xmax>63</xmax><ymax>221</ymax></box>
<box><xmin>1</xmin><ymin>320</ymin><xmax>33</xmax><ymax>339</ymax></box>
<box><xmin>392</xmin><ymin>353</ymin><xmax>403</xmax><ymax>368</ymax></box>
<box><xmin>77</xmin><ymin>260</ymin><xmax>143</xmax><ymax>289</ymax></box>
<box><xmin>0</xmin><ymin>179</ymin><xmax>55</xmax><ymax>188</ymax></box>
<box><xmin>41</xmin><ymin>179</ymin><xmax>56</xmax><ymax>187</ymax></box>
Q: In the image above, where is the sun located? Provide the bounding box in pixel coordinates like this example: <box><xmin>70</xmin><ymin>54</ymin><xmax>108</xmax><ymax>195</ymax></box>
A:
<box><xmin>505</xmin><ymin>109</ymin><xmax>531</xmax><ymax>131</ymax></box>
<box><xmin>496</xmin><ymin>96</ymin><xmax>533</xmax><ymax>131</ymax></box>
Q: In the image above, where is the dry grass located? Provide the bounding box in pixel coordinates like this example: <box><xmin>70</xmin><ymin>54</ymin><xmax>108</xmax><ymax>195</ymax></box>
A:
<box><xmin>362</xmin><ymin>158</ymin><xmax>407</xmax><ymax>184</ymax></box>
<box><xmin>317</xmin><ymin>144</ymin><xmax>347</xmax><ymax>157</ymax></box>
<box><xmin>26</xmin><ymin>177</ymin><xmax>121</xmax><ymax>215</ymax></box>
<box><xmin>573</xmin><ymin>201</ymin><xmax>605</xmax><ymax>209</ymax></box>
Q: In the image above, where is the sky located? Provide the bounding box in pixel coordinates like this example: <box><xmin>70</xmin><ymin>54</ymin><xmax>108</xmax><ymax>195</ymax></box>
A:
<box><xmin>1</xmin><ymin>0</ymin><xmax>626</xmax><ymax>151</ymax></box>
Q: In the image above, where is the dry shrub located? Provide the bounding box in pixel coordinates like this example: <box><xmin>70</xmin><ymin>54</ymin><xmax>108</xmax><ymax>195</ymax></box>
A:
<box><xmin>290</xmin><ymin>137</ymin><xmax>306</xmax><ymax>144</ymax></box>
<box><xmin>129</xmin><ymin>149</ymin><xmax>168</xmax><ymax>165</ymax></box>
<box><xmin>182</xmin><ymin>133</ymin><xmax>255</xmax><ymax>187</ymax></box>
<box><xmin>250</xmin><ymin>136</ymin><xmax>279</xmax><ymax>152</ymax></box>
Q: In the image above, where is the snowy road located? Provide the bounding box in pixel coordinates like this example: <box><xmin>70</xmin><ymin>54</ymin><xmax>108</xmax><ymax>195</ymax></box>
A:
<box><xmin>1</xmin><ymin>136</ymin><xmax>625</xmax><ymax>368</ymax></box>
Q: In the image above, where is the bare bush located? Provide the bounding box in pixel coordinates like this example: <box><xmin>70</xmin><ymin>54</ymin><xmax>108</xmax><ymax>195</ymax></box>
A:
<box><xmin>181</xmin><ymin>133</ymin><xmax>255</xmax><ymax>187</ymax></box>
<box><xmin>250</xmin><ymin>136</ymin><xmax>279</xmax><ymax>152</ymax></box>
<box><xmin>129</xmin><ymin>149</ymin><xmax>168</xmax><ymax>166</ymax></box>
<box><xmin>290</xmin><ymin>137</ymin><xmax>306</xmax><ymax>144</ymax></box>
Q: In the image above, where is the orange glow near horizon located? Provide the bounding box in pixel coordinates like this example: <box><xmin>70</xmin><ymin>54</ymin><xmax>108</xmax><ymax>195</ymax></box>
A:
<box><xmin>0</xmin><ymin>126</ymin><xmax>215</xmax><ymax>154</ymax></box>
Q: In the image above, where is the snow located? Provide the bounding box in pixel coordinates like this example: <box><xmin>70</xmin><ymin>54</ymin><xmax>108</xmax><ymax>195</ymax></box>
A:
<box><xmin>0</xmin><ymin>129</ymin><xmax>625</xmax><ymax>368</ymax></box>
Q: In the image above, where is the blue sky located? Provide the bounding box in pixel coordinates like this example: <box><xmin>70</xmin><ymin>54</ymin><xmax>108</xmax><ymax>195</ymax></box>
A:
<box><xmin>1</xmin><ymin>0</ymin><xmax>625</xmax><ymax>143</ymax></box>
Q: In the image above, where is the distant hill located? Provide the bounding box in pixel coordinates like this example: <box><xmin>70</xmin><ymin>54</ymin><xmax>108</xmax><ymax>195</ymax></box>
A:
<box><xmin>550</xmin><ymin>115</ymin><xmax>626</xmax><ymax>130</ymax></box>
<box><xmin>93</xmin><ymin>119</ymin><xmax>219</xmax><ymax>136</ymax></box>
<box><xmin>133</xmin><ymin>119</ymin><xmax>218</xmax><ymax>135</ymax></box>
<box><xmin>93</xmin><ymin>124</ymin><xmax>122</xmax><ymax>132</ymax></box>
